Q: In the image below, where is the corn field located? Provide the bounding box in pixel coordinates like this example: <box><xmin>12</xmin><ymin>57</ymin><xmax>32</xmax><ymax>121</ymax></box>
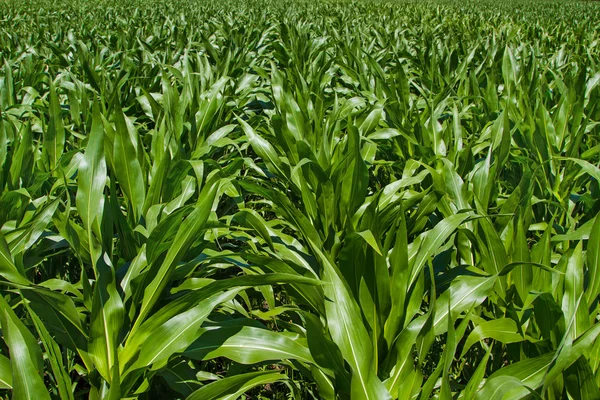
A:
<box><xmin>1</xmin><ymin>0</ymin><xmax>600</xmax><ymax>398</ymax></box>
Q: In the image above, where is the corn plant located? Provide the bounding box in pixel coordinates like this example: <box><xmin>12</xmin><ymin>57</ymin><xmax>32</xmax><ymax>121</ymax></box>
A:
<box><xmin>1</xmin><ymin>0</ymin><xmax>600</xmax><ymax>399</ymax></box>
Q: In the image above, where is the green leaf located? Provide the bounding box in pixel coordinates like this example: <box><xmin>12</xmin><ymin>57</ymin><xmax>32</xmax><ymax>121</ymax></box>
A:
<box><xmin>0</xmin><ymin>231</ymin><xmax>29</xmax><ymax>284</ymax></box>
<box><xmin>462</xmin><ymin>346</ymin><xmax>491</xmax><ymax>399</ymax></box>
<box><xmin>232</xmin><ymin>209</ymin><xmax>274</xmax><ymax>250</ymax></box>
<box><xmin>238</xmin><ymin>116</ymin><xmax>289</xmax><ymax>180</ymax></box>
<box><xmin>474</xmin><ymin>376</ymin><xmax>538</xmax><ymax>400</ymax></box>
<box><xmin>0</xmin><ymin>354</ymin><xmax>12</xmax><ymax>389</ymax></box>
<box><xmin>556</xmin><ymin>157</ymin><xmax>600</xmax><ymax>183</ymax></box>
<box><xmin>488</xmin><ymin>353</ymin><xmax>554</xmax><ymax>390</ymax></box>
<box><xmin>409</xmin><ymin>213</ymin><xmax>471</xmax><ymax>287</ymax></box>
<box><xmin>434</xmin><ymin>274</ymin><xmax>495</xmax><ymax>335</ymax></box>
<box><xmin>186</xmin><ymin>371</ymin><xmax>287</xmax><ymax>400</ymax></box>
<box><xmin>158</xmin><ymin>361</ymin><xmax>202</xmax><ymax>397</ymax></box>
<box><xmin>562</xmin><ymin>243</ymin><xmax>588</xmax><ymax>339</ymax></box>
<box><xmin>511</xmin><ymin>215</ymin><xmax>532</xmax><ymax>301</ymax></box>
<box><xmin>112</xmin><ymin>100</ymin><xmax>145</xmax><ymax>222</ymax></box>
<box><xmin>319</xmin><ymin>250</ymin><xmax>391</xmax><ymax>400</ymax></box>
<box><xmin>23</xmin><ymin>299</ymin><xmax>74</xmax><ymax>400</ymax></box>
<box><xmin>384</xmin><ymin>208</ymin><xmax>409</xmax><ymax>347</ymax></box>
<box><xmin>585</xmin><ymin>214</ymin><xmax>600</xmax><ymax>305</ymax></box>
<box><xmin>121</xmin><ymin>273</ymin><xmax>319</xmax><ymax>368</ymax></box>
<box><xmin>185</xmin><ymin>325</ymin><xmax>314</xmax><ymax>365</ymax></box>
<box><xmin>564</xmin><ymin>357</ymin><xmax>600</xmax><ymax>400</ymax></box>
<box><xmin>0</xmin><ymin>295</ymin><xmax>50</xmax><ymax>400</ymax></box>
<box><xmin>304</xmin><ymin>312</ymin><xmax>351</xmax><ymax>391</ymax></box>
<box><xmin>9</xmin><ymin>122</ymin><xmax>34</xmax><ymax>192</ymax></box>
<box><xmin>128</xmin><ymin>290</ymin><xmax>239</xmax><ymax>372</ymax></box>
<box><xmin>19</xmin><ymin>287</ymin><xmax>88</xmax><ymax>353</ymax></box>
<box><xmin>44</xmin><ymin>81</ymin><xmax>65</xmax><ymax>171</ymax></box>
<box><xmin>88</xmin><ymin>254</ymin><xmax>125</xmax><ymax>385</ymax></box>
<box><xmin>461</xmin><ymin>318</ymin><xmax>524</xmax><ymax>358</ymax></box>
<box><xmin>543</xmin><ymin>316</ymin><xmax>600</xmax><ymax>391</ymax></box>
<box><xmin>132</xmin><ymin>180</ymin><xmax>219</xmax><ymax>332</ymax></box>
<box><xmin>76</xmin><ymin>99</ymin><xmax>106</xmax><ymax>240</ymax></box>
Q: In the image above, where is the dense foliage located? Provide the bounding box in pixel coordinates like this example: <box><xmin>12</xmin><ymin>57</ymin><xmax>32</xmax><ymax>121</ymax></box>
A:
<box><xmin>1</xmin><ymin>0</ymin><xmax>600</xmax><ymax>398</ymax></box>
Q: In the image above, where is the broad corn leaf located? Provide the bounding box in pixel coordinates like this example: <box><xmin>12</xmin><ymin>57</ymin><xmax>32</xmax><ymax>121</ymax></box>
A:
<box><xmin>0</xmin><ymin>295</ymin><xmax>50</xmax><ymax>400</ymax></box>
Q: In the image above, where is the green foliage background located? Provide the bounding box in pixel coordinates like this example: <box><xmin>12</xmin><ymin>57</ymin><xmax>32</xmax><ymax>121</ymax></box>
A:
<box><xmin>1</xmin><ymin>0</ymin><xmax>600</xmax><ymax>398</ymax></box>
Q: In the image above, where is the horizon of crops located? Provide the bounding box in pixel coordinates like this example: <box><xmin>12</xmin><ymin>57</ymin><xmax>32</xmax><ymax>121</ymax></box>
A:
<box><xmin>1</xmin><ymin>0</ymin><xmax>600</xmax><ymax>398</ymax></box>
